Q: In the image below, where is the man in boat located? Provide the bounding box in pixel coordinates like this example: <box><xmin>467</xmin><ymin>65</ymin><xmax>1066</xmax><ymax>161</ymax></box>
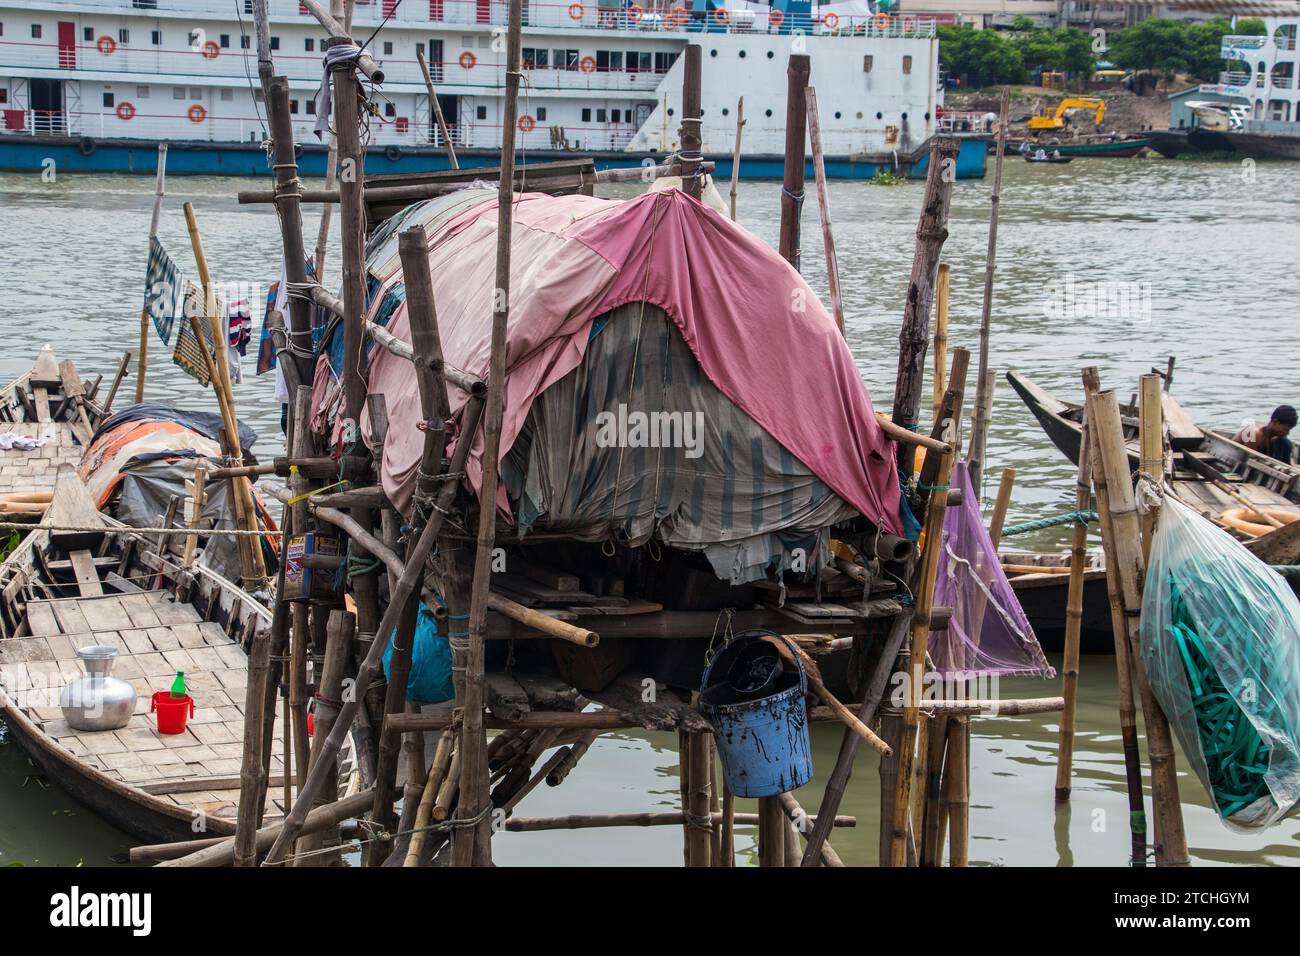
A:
<box><xmin>1233</xmin><ymin>405</ymin><xmax>1297</xmax><ymax>465</ymax></box>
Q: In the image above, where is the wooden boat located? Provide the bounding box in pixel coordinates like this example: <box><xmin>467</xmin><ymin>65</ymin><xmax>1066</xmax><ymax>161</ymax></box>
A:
<box><xmin>1</xmin><ymin>351</ymin><xmax>355</xmax><ymax>844</ymax></box>
<box><xmin>0</xmin><ymin>468</ymin><xmax>358</xmax><ymax>845</ymax></box>
<box><xmin>1022</xmin><ymin>153</ymin><xmax>1074</xmax><ymax>164</ymax></box>
<box><xmin>1010</xmin><ymin>136</ymin><xmax>1151</xmax><ymax>158</ymax></box>
<box><xmin>1000</xmin><ymin>549</ymin><xmax>1113</xmax><ymax>654</ymax></box>
<box><xmin>1007</xmin><ymin>369</ymin><xmax>1300</xmax><ymax>565</ymax></box>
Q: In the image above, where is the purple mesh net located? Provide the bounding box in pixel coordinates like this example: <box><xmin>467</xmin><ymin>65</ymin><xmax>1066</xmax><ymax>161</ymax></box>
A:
<box><xmin>929</xmin><ymin>462</ymin><xmax>1056</xmax><ymax>680</ymax></box>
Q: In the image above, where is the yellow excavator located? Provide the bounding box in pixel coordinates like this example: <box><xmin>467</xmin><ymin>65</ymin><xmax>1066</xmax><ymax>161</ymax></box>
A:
<box><xmin>1027</xmin><ymin>97</ymin><xmax>1105</xmax><ymax>132</ymax></box>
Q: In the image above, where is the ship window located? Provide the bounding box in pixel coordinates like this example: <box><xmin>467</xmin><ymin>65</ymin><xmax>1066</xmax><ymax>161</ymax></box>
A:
<box><xmin>220</xmin><ymin>34</ymin><xmax>230</xmax><ymax>48</ymax></box>
<box><xmin>383</xmin><ymin>41</ymin><xmax>393</xmax><ymax>55</ymax></box>
<box><xmin>476</xmin><ymin>105</ymin><xmax>487</xmax><ymax>120</ymax></box>
<box><xmin>863</xmin><ymin>55</ymin><xmax>873</xmax><ymax>73</ymax></box>
<box><xmin>597</xmin><ymin>50</ymin><xmax>609</xmax><ymax>71</ymax></box>
<box><xmin>151</xmin><ymin>30</ymin><xmax>161</xmax><ymax>45</ymax></box>
<box><xmin>537</xmin><ymin>107</ymin><xmax>546</xmax><ymax>121</ymax></box>
<box><xmin>597</xmin><ymin>109</ymin><xmax>607</xmax><ymax>122</ymax></box>
<box><xmin>611</xmin><ymin>51</ymin><xmax>623</xmax><ymax>69</ymax></box>
<box><xmin>903</xmin><ymin>55</ymin><xmax>912</xmax><ymax>74</ymax></box>
<box><xmin>461</xmin><ymin>36</ymin><xmax>473</xmax><ymax>47</ymax></box>
<box><xmin>241</xmin><ymin>35</ymin><xmax>250</xmax><ymax>49</ymax></box>
<box><xmin>876</xmin><ymin>111</ymin><xmax>882</xmax><ymax>119</ymax></box>
<box><xmin>385</xmin><ymin>102</ymin><xmax>396</xmax><ymax>117</ymax></box>
<box><xmin>271</xmin><ymin>36</ymin><xmax>280</xmax><ymax>50</ymax></box>
<box><xmin>244</xmin><ymin>0</ymin><xmax>253</xmax><ymax>11</ymax></box>
<box><xmin>722</xmin><ymin>107</ymin><xmax>728</xmax><ymax>116</ymax></box>
<box><xmin>306</xmin><ymin>38</ymin><xmax>315</xmax><ymax>51</ymax></box>
<box><xmin>582</xmin><ymin>108</ymin><xmax>591</xmax><ymax>122</ymax></box>
<box><xmin>902</xmin><ymin>111</ymin><xmax>908</xmax><ymax>120</ymax></box>
<box><xmin>103</xmin><ymin>92</ymin><xmax>114</xmax><ymax>108</ymax></box>
<box><xmin>305</xmin><ymin>97</ymin><xmax>314</xmax><ymax>113</ymax></box>
<box><xmin>190</xmin><ymin>87</ymin><xmax>203</xmax><ymax>99</ymax></box>
<box><xmin>654</xmin><ymin>51</ymin><xmax>674</xmax><ymax>72</ymax></box>
<box><xmin>710</xmin><ymin>49</ymin><xmax>717</xmax><ymax>57</ymax></box>
<box><xmin>136</xmin><ymin>86</ymin><xmax>149</xmax><ymax>98</ymax></box>
<box><xmin>611</xmin><ymin>109</ymin><xmax>619</xmax><ymax>122</ymax></box>
<box><xmin>766</xmin><ymin>50</ymin><xmax>773</xmax><ymax>59</ymax></box>
<box><xmin>289</xmin><ymin>99</ymin><xmax>299</xmax><ymax>114</ymax></box>
<box><xmin>119</xmin><ymin>28</ymin><xmax>129</xmax><ymax>44</ymax></box>
<box><xmin>84</xmin><ymin>27</ymin><xmax>94</xmax><ymax>42</ymax></box>
<box><xmin>173</xmin><ymin>87</ymin><xmax>186</xmax><ymax>100</ymax></box>
<box><xmin>739</xmin><ymin>50</ymin><xmax>746</xmax><ymax>58</ymax></box>
<box><xmin>834</xmin><ymin>111</ymin><xmax>841</xmax><ymax>119</ymax></box>
<box><xmin>188</xmin><ymin>30</ymin><xmax>200</xmax><ymax>46</ymax></box>
<box><xmin>31</xmin><ymin>24</ymin><xmax>41</xmax><ymax>39</ymax></box>
<box><xmin>220</xmin><ymin>88</ymin><xmax>233</xmax><ymax>101</ymax></box>
<box><xmin>765</xmin><ymin>109</ymin><xmax>772</xmax><ymax>117</ymax></box>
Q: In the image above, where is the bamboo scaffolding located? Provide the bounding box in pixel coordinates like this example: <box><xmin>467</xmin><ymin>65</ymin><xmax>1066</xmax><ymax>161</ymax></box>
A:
<box><xmin>1082</xmin><ymin>367</ymin><xmax>1148</xmax><ymax>864</ymax></box>
<box><xmin>967</xmin><ymin>87</ymin><xmax>1010</xmax><ymax>496</ymax></box>
<box><xmin>889</xmin><ymin>348</ymin><xmax>971</xmax><ymax>867</ymax></box>
<box><xmin>1055</xmin><ymin>410</ymin><xmax>1091</xmax><ymax>800</ymax></box>
<box><xmin>1088</xmin><ymin>382</ymin><xmax>1188</xmax><ymax>865</ymax></box>
<box><xmin>932</xmin><ymin>262</ymin><xmax>950</xmax><ymax>417</ymax></box>
<box><xmin>890</xmin><ymin>137</ymin><xmax>961</xmax><ymax>477</ymax></box>
<box><xmin>729</xmin><ymin>97</ymin><xmax>744</xmax><ymax>220</ymax></box>
<box><xmin>135</xmin><ymin>144</ymin><xmax>166</xmax><ymax>404</ymax></box>
<box><xmin>416</xmin><ymin>46</ymin><xmax>459</xmax><ymax>169</ymax></box>
<box><xmin>454</xmin><ymin>0</ymin><xmax>524</xmax><ymax>868</ymax></box>
<box><xmin>805</xmin><ymin>86</ymin><xmax>844</xmax><ymax>332</ymax></box>
<box><xmin>500</xmin><ymin>811</ymin><xmax>855</xmax><ymax>832</ymax></box>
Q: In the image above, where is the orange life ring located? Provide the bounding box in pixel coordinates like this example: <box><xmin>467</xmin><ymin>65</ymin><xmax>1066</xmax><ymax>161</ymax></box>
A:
<box><xmin>517</xmin><ymin>114</ymin><xmax>536</xmax><ymax>132</ymax></box>
<box><xmin>115</xmin><ymin>101</ymin><xmax>135</xmax><ymax>121</ymax></box>
<box><xmin>874</xmin><ymin>12</ymin><xmax>890</xmax><ymax>31</ymax></box>
<box><xmin>579</xmin><ymin>55</ymin><xmax>597</xmax><ymax>74</ymax></box>
<box><xmin>668</xmin><ymin>5</ymin><xmax>688</xmax><ymax>28</ymax></box>
<box><xmin>568</xmin><ymin>2</ymin><xmax>583</xmax><ymax>19</ymax></box>
<box><xmin>627</xmin><ymin>2</ymin><xmax>643</xmax><ymax>22</ymax></box>
<box><xmin>1219</xmin><ymin>508</ymin><xmax>1298</xmax><ymax>538</ymax></box>
<box><xmin>96</xmin><ymin>35</ymin><xmax>116</xmax><ymax>55</ymax></box>
<box><xmin>769</xmin><ymin>8</ymin><xmax>784</xmax><ymax>27</ymax></box>
<box><xmin>823</xmin><ymin>11</ymin><xmax>839</xmax><ymax>29</ymax></box>
<box><xmin>713</xmin><ymin>6</ymin><xmax>729</xmax><ymax>25</ymax></box>
<box><xmin>202</xmin><ymin>39</ymin><xmax>220</xmax><ymax>59</ymax></box>
<box><xmin>187</xmin><ymin>104</ymin><xmax>207</xmax><ymax>123</ymax></box>
<box><xmin>459</xmin><ymin>50</ymin><xmax>477</xmax><ymax>70</ymax></box>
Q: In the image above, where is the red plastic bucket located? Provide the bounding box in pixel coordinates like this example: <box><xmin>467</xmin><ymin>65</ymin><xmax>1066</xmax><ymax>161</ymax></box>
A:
<box><xmin>151</xmin><ymin>692</ymin><xmax>195</xmax><ymax>735</ymax></box>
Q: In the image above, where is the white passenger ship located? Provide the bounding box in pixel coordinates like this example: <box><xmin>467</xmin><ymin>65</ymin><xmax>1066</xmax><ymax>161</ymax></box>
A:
<box><xmin>0</xmin><ymin>0</ymin><xmax>989</xmax><ymax>177</ymax></box>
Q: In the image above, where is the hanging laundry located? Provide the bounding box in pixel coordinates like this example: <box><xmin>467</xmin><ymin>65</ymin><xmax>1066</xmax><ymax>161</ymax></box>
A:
<box><xmin>143</xmin><ymin>236</ymin><xmax>184</xmax><ymax>346</ymax></box>
<box><xmin>172</xmin><ymin>281</ymin><xmax>219</xmax><ymax>386</ymax></box>
<box><xmin>223</xmin><ymin>295</ymin><xmax>252</xmax><ymax>385</ymax></box>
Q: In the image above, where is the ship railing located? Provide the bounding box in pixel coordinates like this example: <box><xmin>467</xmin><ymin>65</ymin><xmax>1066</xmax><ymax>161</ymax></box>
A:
<box><xmin>937</xmin><ymin>111</ymin><xmax>993</xmax><ymax>134</ymax></box>
<box><xmin>1272</xmin><ymin>74</ymin><xmax>1295</xmax><ymax>89</ymax></box>
<box><xmin>26</xmin><ymin>0</ymin><xmax>935</xmax><ymax>39</ymax></box>
<box><xmin>1276</xmin><ymin>36</ymin><xmax>1298</xmax><ymax>52</ymax></box>
<box><xmin>0</xmin><ymin>107</ymin><xmax>638</xmax><ymax>152</ymax></box>
<box><xmin>0</xmin><ymin>37</ymin><xmax>677</xmax><ymax>92</ymax></box>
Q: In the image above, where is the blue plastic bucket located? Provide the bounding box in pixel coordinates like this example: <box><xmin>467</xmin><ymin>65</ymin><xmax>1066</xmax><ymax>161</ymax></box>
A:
<box><xmin>699</xmin><ymin>631</ymin><xmax>812</xmax><ymax>798</ymax></box>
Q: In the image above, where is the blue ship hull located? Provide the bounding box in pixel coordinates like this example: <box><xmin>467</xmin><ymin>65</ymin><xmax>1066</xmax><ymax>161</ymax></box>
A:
<box><xmin>0</xmin><ymin>134</ymin><xmax>988</xmax><ymax>180</ymax></box>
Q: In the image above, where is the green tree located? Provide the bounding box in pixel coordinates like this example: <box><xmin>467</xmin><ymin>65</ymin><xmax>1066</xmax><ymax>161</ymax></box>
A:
<box><xmin>1108</xmin><ymin>17</ymin><xmax>1190</xmax><ymax>80</ymax></box>
<box><xmin>938</xmin><ymin>25</ymin><xmax>1025</xmax><ymax>87</ymax></box>
<box><xmin>1014</xmin><ymin>26</ymin><xmax>1095</xmax><ymax>77</ymax></box>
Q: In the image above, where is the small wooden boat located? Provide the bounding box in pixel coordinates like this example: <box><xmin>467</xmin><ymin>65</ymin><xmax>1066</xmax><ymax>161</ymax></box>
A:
<box><xmin>1007</xmin><ymin>369</ymin><xmax>1300</xmax><ymax>566</ymax></box>
<box><xmin>1022</xmin><ymin>152</ymin><xmax>1074</xmax><ymax>164</ymax></box>
<box><xmin>0</xmin><ymin>468</ymin><xmax>359</xmax><ymax>844</ymax></box>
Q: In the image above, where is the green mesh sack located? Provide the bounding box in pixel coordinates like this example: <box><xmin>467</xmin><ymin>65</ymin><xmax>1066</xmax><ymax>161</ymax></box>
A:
<box><xmin>1141</xmin><ymin>496</ymin><xmax>1300</xmax><ymax>830</ymax></box>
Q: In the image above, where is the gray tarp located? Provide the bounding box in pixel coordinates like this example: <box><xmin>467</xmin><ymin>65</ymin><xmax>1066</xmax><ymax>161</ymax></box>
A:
<box><xmin>502</xmin><ymin>303</ymin><xmax>857</xmax><ymax>584</ymax></box>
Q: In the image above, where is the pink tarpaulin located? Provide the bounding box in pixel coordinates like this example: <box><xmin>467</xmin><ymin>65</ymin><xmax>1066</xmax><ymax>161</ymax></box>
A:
<box><xmin>364</xmin><ymin>188</ymin><xmax>902</xmax><ymax>535</ymax></box>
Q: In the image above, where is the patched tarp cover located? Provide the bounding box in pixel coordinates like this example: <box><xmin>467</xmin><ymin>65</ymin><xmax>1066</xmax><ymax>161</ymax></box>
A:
<box><xmin>362</xmin><ymin>187</ymin><xmax>903</xmax><ymax>553</ymax></box>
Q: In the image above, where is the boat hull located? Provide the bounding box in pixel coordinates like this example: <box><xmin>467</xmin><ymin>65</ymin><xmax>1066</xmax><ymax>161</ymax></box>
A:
<box><xmin>0</xmin><ymin>133</ymin><xmax>989</xmax><ymax>180</ymax></box>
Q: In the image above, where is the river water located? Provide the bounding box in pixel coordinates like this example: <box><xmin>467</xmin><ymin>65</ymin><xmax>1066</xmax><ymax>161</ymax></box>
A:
<box><xmin>2</xmin><ymin>156</ymin><xmax>1298</xmax><ymax>866</ymax></box>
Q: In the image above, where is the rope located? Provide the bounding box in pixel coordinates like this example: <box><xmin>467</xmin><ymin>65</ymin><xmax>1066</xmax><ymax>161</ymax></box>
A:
<box><xmin>0</xmin><ymin>521</ymin><xmax>269</xmax><ymax>537</ymax></box>
<box><xmin>999</xmin><ymin>510</ymin><xmax>1098</xmax><ymax>538</ymax></box>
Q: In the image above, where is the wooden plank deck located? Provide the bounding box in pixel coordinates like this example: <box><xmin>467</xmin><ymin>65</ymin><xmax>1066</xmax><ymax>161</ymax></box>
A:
<box><xmin>0</xmin><ymin>422</ymin><xmax>84</xmax><ymax>496</ymax></box>
<box><xmin>0</xmin><ymin>590</ymin><xmax>287</xmax><ymax>826</ymax></box>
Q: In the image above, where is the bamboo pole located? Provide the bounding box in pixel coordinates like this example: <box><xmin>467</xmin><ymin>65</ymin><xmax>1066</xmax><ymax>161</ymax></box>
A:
<box><xmin>889</xmin><ymin>348</ymin><xmax>971</xmax><ymax>867</ymax></box>
<box><xmin>404</xmin><ymin>729</ymin><xmax>455</xmax><ymax>866</ymax></box>
<box><xmin>135</xmin><ymin>144</ymin><xmax>167</xmax><ymax>404</ymax></box>
<box><xmin>778</xmin><ymin>54</ymin><xmax>810</xmax><ymax>270</ymax></box>
<box><xmin>454</xmin><ymin>0</ymin><xmax>524</xmax><ymax>868</ymax></box>
<box><xmin>967</xmin><ymin>87</ymin><xmax>1010</xmax><ymax>496</ymax></box>
<box><xmin>720</xmin><ymin>783</ymin><xmax>735</xmax><ymax>867</ymax></box>
<box><xmin>890</xmin><ymin>137</ymin><xmax>961</xmax><ymax>477</ymax></box>
<box><xmin>1139</xmin><ymin>372</ymin><xmax>1164</xmax><ymax>559</ymax></box>
<box><xmin>287</xmin><ymin>386</ymin><xmax>313</xmax><ymax>807</ymax></box>
<box><xmin>313</xmin><ymin>0</ymin><xmax>349</xmax><ymax>278</ymax></box>
<box><xmin>729</xmin><ymin>97</ymin><xmax>744</xmax><ymax>220</ymax></box>
<box><xmin>293</xmin><ymin>609</ymin><xmax>355</xmax><ymax>865</ymax></box>
<box><xmin>677</xmin><ymin>44</ymin><xmax>702</xmax><ymax>201</ymax></box>
<box><xmin>181</xmin><ymin>201</ymin><xmax>265</xmax><ymax>584</ymax></box>
<box><xmin>758</xmin><ymin>794</ymin><xmax>785</xmax><ymax>867</ymax></box>
<box><xmin>1082</xmin><ymin>367</ymin><xmax>1147</xmax><ymax>865</ymax></box>
<box><xmin>943</xmin><ymin>717</ymin><xmax>970</xmax><ymax>865</ymax></box>
<box><xmin>805</xmin><ymin>86</ymin><xmax>844</xmax><ymax>333</ymax></box>
<box><xmin>499</xmin><ymin>811</ymin><xmax>855</xmax><ymax>832</ymax></box>
<box><xmin>919</xmin><ymin>713</ymin><xmax>949</xmax><ymax>865</ymax></box>
<box><xmin>778</xmin><ymin>792</ymin><xmax>843</xmax><ymax>867</ymax></box>
<box><xmin>1088</xmin><ymin>383</ymin><xmax>1188</xmax><ymax>865</ymax></box>
<box><xmin>932</xmin><ymin>262</ymin><xmax>950</xmax><ymax>418</ymax></box>
<box><xmin>181</xmin><ymin>466</ymin><xmax>206</xmax><ymax>570</ymax></box>
<box><xmin>417</xmin><ymin>46</ymin><xmax>459</xmax><ymax>169</ymax></box>
<box><xmin>988</xmin><ymin>468</ymin><xmax>1016</xmax><ymax>547</ymax></box>
<box><xmin>1055</xmin><ymin>411</ymin><xmax>1091</xmax><ymax>800</ymax></box>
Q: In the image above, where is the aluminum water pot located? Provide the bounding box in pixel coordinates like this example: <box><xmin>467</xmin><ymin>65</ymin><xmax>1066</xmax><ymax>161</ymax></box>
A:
<box><xmin>60</xmin><ymin>645</ymin><xmax>136</xmax><ymax>731</ymax></box>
